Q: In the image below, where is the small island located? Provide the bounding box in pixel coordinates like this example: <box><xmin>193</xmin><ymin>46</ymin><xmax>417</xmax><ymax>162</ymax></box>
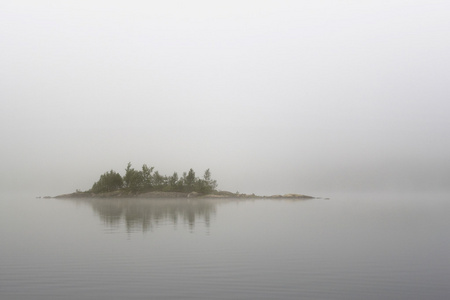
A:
<box><xmin>54</xmin><ymin>163</ymin><xmax>315</xmax><ymax>200</ymax></box>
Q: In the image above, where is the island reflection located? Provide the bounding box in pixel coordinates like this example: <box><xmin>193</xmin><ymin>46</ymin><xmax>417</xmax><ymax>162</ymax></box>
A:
<box><xmin>70</xmin><ymin>198</ymin><xmax>222</xmax><ymax>232</ymax></box>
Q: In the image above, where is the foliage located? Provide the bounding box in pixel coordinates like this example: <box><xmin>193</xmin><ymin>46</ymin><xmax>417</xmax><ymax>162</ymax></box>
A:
<box><xmin>200</xmin><ymin>168</ymin><xmax>218</xmax><ymax>194</ymax></box>
<box><xmin>91</xmin><ymin>170</ymin><xmax>123</xmax><ymax>193</ymax></box>
<box><xmin>185</xmin><ymin>168</ymin><xmax>196</xmax><ymax>192</ymax></box>
<box><xmin>141</xmin><ymin>164</ymin><xmax>154</xmax><ymax>189</ymax></box>
<box><xmin>123</xmin><ymin>162</ymin><xmax>144</xmax><ymax>192</ymax></box>
<box><xmin>89</xmin><ymin>163</ymin><xmax>218</xmax><ymax>195</ymax></box>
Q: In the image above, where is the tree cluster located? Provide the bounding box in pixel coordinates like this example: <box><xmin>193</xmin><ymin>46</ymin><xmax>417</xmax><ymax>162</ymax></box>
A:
<box><xmin>90</xmin><ymin>163</ymin><xmax>217</xmax><ymax>194</ymax></box>
<box><xmin>91</xmin><ymin>170</ymin><xmax>123</xmax><ymax>193</ymax></box>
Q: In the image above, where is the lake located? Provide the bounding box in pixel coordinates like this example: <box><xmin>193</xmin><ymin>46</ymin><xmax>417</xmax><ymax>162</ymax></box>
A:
<box><xmin>1</xmin><ymin>192</ymin><xmax>450</xmax><ymax>299</ymax></box>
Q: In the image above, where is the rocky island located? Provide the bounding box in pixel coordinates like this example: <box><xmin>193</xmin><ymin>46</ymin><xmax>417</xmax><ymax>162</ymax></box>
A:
<box><xmin>53</xmin><ymin>163</ymin><xmax>315</xmax><ymax>200</ymax></box>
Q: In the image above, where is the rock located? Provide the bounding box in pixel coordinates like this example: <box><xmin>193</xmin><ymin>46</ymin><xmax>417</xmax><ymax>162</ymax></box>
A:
<box><xmin>187</xmin><ymin>192</ymin><xmax>201</xmax><ymax>198</ymax></box>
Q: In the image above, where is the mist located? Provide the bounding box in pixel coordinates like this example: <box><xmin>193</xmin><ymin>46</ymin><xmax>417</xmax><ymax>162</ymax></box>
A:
<box><xmin>1</xmin><ymin>0</ymin><xmax>449</xmax><ymax>196</ymax></box>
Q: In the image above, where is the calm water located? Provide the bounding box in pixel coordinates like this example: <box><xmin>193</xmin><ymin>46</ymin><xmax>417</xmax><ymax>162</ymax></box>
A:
<box><xmin>1</xmin><ymin>192</ymin><xmax>450</xmax><ymax>299</ymax></box>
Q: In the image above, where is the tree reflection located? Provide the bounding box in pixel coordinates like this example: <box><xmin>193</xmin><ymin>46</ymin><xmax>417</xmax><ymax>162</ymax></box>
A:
<box><xmin>70</xmin><ymin>198</ymin><xmax>218</xmax><ymax>232</ymax></box>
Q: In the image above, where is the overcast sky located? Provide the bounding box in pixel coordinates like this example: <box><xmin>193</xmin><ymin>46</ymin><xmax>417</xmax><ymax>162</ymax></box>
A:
<box><xmin>1</xmin><ymin>0</ymin><xmax>449</xmax><ymax>196</ymax></box>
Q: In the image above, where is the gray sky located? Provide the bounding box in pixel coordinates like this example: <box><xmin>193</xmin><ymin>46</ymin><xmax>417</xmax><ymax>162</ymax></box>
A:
<box><xmin>1</xmin><ymin>0</ymin><xmax>449</xmax><ymax>196</ymax></box>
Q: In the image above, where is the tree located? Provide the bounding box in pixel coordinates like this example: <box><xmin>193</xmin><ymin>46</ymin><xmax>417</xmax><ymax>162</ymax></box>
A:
<box><xmin>88</xmin><ymin>163</ymin><xmax>218</xmax><ymax>195</ymax></box>
<box><xmin>142</xmin><ymin>164</ymin><xmax>154</xmax><ymax>189</ymax></box>
<box><xmin>168</xmin><ymin>172</ymin><xmax>179</xmax><ymax>191</ymax></box>
<box><xmin>195</xmin><ymin>169</ymin><xmax>217</xmax><ymax>194</ymax></box>
<box><xmin>123</xmin><ymin>162</ymin><xmax>134</xmax><ymax>189</ymax></box>
<box><xmin>185</xmin><ymin>168</ymin><xmax>196</xmax><ymax>192</ymax></box>
<box><xmin>152</xmin><ymin>171</ymin><xmax>165</xmax><ymax>190</ymax></box>
<box><xmin>91</xmin><ymin>170</ymin><xmax>123</xmax><ymax>193</ymax></box>
<box><xmin>123</xmin><ymin>162</ymin><xmax>144</xmax><ymax>192</ymax></box>
<box><xmin>203</xmin><ymin>168</ymin><xmax>217</xmax><ymax>192</ymax></box>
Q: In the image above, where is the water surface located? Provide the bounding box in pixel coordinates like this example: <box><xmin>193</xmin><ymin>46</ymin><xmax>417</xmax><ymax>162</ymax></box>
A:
<box><xmin>1</xmin><ymin>193</ymin><xmax>449</xmax><ymax>299</ymax></box>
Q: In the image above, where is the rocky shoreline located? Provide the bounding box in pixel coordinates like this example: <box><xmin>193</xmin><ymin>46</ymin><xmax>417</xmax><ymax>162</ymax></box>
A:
<box><xmin>51</xmin><ymin>190</ymin><xmax>316</xmax><ymax>200</ymax></box>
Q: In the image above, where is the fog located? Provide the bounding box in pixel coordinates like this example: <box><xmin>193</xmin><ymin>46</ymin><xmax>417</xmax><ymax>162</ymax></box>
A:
<box><xmin>1</xmin><ymin>1</ymin><xmax>449</xmax><ymax>196</ymax></box>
